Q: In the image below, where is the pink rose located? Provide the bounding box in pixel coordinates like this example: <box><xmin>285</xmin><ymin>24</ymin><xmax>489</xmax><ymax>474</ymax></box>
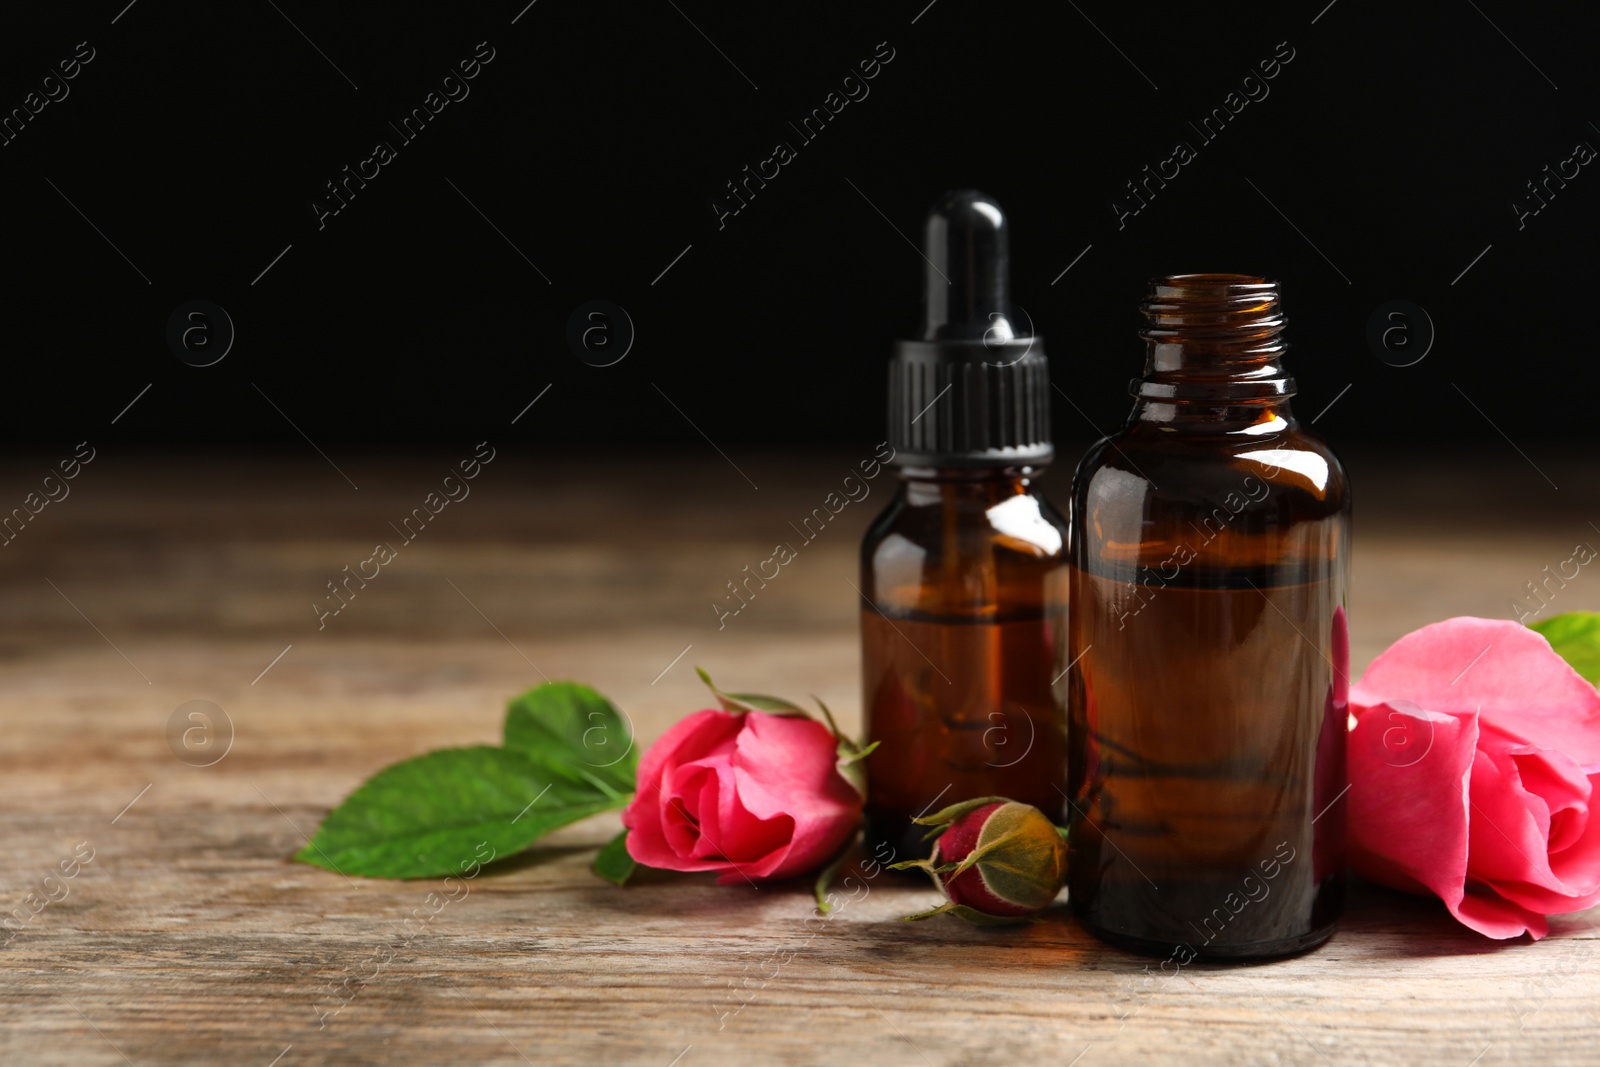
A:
<box><xmin>1348</xmin><ymin>617</ymin><xmax>1600</xmax><ymax>939</ymax></box>
<box><xmin>622</xmin><ymin>709</ymin><xmax>863</xmax><ymax>884</ymax></box>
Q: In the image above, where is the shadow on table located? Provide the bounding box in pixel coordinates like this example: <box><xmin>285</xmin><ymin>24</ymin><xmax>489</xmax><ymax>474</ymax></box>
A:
<box><xmin>1333</xmin><ymin>877</ymin><xmax>1596</xmax><ymax>958</ymax></box>
<box><xmin>479</xmin><ymin>843</ymin><xmax>597</xmax><ymax>876</ymax></box>
<box><xmin>577</xmin><ymin>838</ymin><xmax>1590</xmax><ymax>966</ymax></box>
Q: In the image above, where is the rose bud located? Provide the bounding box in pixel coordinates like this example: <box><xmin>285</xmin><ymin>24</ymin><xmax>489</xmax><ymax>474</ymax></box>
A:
<box><xmin>891</xmin><ymin>797</ymin><xmax>1067</xmax><ymax>924</ymax></box>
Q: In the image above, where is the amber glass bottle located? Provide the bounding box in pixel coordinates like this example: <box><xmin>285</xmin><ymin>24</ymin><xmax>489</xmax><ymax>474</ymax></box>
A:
<box><xmin>861</xmin><ymin>191</ymin><xmax>1069</xmax><ymax>859</ymax></box>
<box><xmin>1066</xmin><ymin>274</ymin><xmax>1350</xmax><ymax>960</ymax></box>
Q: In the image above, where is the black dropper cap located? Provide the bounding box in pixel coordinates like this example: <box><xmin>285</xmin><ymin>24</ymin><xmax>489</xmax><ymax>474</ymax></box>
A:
<box><xmin>888</xmin><ymin>190</ymin><xmax>1053</xmax><ymax>469</ymax></box>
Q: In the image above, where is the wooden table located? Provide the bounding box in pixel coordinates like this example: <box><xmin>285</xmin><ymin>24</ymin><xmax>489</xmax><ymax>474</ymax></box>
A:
<box><xmin>3</xmin><ymin>450</ymin><xmax>1597</xmax><ymax>1066</ymax></box>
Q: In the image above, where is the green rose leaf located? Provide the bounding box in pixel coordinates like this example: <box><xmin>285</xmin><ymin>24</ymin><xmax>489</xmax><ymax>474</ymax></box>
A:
<box><xmin>503</xmin><ymin>682</ymin><xmax>637</xmax><ymax>798</ymax></box>
<box><xmin>593</xmin><ymin>829</ymin><xmax>636</xmax><ymax>886</ymax></box>
<box><xmin>1531</xmin><ymin>611</ymin><xmax>1600</xmax><ymax>685</ymax></box>
<box><xmin>294</xmin><ymin>746</ymin><xmax>627</xmax><ymax>879</ymax></box>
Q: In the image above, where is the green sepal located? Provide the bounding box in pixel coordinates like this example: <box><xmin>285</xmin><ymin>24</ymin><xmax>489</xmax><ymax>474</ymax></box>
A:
<box><xmin>812</xmin><ymin>697</ymin><xmax>867</xmax><ymax>757</ymax></box>
<box><xmin>902</xmin><ymin>902</ymin><xmax>1037</xmax><ymax>926</ymax></box>
<box><xmin>695</xmin><ymin>666</ymin><xmax>811</xmax><ymax>717</ymax></box>
<box><xmin>810</xmin><ymin>696</ymin><xmax>875</xmax><ymax>797</ymax></box>
<box><xmin>726</xmin><ymin>693</ymin><xmax>811</xmax><ymax>714</ymax></box>
<box><xmin>813</xmin><ymin>829</ymin><xmax>860</xmax><ymax>913</ymax></box>
<box><xmin>943</xmin><ymin>826</ymin><xmax>1027</xmax><ymax>881</ymax></box>
<box><xmin>593</xmin><ymin>829</ymin><xmax>636</xmax><ymax>886</ymax></box>
<box><xmin>696</xmin><ymin>670</ymin><xmax>879</xmax><ymax>799</ymax></box>
<box><xmin>812</xmin><ymin>695</ymin><xmax>846</xmax><ymax>739</ymax></box>
<box><xmin>947</xmin><ymin>905</ymin><xmax>1043</xmax><ymax>926</ymax></box>
<box><xmin>902</xmin><ymin>900</ymin><xmax>958</xmax><ymax>922</ymax></box>
<box><xmin>840</xmin><ymin>740</ymin><xmax>880</xmax><ymax>764</ymax></box>
<box><xmin>965</xmin><ymin>804</ymin><xmax>1069</xmax><ymax>911</ymax></box>
<box><xmin>913</xmin><ymin>796</ymin><xmax>1011</xmax><ymax>827</ymax></box>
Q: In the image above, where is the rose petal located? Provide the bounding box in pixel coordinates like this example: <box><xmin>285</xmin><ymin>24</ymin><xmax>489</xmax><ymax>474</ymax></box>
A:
<box><xmin>1467</xmin><ymin>734</ymin><xmax>1600</xmax><ymax>914</ymax></box>
<box><xmin>1453</xmin><ymin>887</ymin><xmax>1549</xmax><ymax>940</ymax></box>
<box><xmin>660</xmin><ymin>764</ymin><xmax>710</xmax><ymax>857</ymax></box>
<box><xmin>1349</xmin><ymin>701</ymin><xmax>1553</xmax><ymax>938</ymax></box>
<box><xmin>688</xmin><ymin>751</ymin><xmax>793</xmax><ymax>874</ymax></box>
<box><xmin>724</xmin><ymin>712</ymin><xmax>862</xmax><ymax>882</ymax></box>
<box><xmin>1350</xmin><ymin>617</ymin><xmax>1600</xmax><ymax>764</ymax></box>
<box><xmin>714</xmin><ymin>791</ymin><xmax>794</xmax><ymax>867</ymax></box>
<box><xmin>1464</xmin><ymin>746</ymin><xmax>1551</xmax><ymax>889</ymax></box>
<box><xmin>646</xmin><ymin>762</ymin><xmax>734</xmax><ymax>871</ymax></box>
<box><xmin>1515</xmin><ymin>756</ymin><xmax>1591</xmax><ymax>856</ymax></box>
<box><xmin>1347</xmin><ymin>701</ymin><xmax>1475</xmax><ymax>902</ymax></box>
<box><xmin>622</xmin><ymin>709</ymin><xmax>742</xmax><ymax>872</ymax></box>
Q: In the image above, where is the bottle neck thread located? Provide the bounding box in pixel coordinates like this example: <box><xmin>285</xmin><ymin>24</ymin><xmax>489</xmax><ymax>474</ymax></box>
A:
<box><xmin>1132</xmin><ymin>274</ymin><xmax>1296</xmax><ymax>406</ymax></box>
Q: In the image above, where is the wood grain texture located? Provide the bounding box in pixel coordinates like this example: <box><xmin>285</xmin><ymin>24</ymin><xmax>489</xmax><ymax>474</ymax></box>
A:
<box><xmin>1</xmin><ymin>451</ymin><xmax>1597</xmax><ymax>1066</ymax></box>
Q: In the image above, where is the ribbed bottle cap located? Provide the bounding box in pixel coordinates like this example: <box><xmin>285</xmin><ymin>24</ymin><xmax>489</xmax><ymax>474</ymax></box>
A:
<box><xmin>888</xmin><ymin>191</ymin><xmax>1053</xmax><ymax>468</ymax></box>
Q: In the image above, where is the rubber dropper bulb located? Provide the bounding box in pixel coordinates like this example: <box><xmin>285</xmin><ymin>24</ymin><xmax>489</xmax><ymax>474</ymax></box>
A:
<box><xmin>919</xmin><ymin>189</ymin><xmax>1018</xmax><ymax>343</ymax></box>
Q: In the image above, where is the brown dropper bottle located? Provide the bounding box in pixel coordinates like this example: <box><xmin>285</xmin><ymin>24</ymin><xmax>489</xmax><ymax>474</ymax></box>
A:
<box><xmin>860</xmin><ymin>191</ymin><xmax>1069</xmax><ymax>861</ymax></box>
<box><xmin>1066</xmin><ymin>274</ymin><xmax>1350</xmax><ymax>960</ymax></box>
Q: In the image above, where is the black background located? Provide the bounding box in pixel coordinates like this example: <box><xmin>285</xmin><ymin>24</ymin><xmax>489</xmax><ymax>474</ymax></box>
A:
<box><xmin>3</xmin><ymin>0</ymin><xmax>1595</xmax><ymax>450</ymax></box>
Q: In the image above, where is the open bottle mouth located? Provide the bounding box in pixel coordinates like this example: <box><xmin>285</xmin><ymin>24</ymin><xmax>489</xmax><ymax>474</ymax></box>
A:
<box><xmin>1133</xmin><ymin>273</ymin><xmax>1295</xmax><ymax>401</ymax></box>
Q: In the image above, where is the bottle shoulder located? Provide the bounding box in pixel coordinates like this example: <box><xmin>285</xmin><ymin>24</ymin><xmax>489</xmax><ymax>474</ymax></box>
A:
<box><xmin>1073</xmin><ymin>424</ymin><xmax>1349</xmax><ymax>517</ymax></box>
<box><xmin>863</xmin><ymin>483</ymin><xmax>1068</xmax><ymax>560</ymax></box>
<box><xmin>861</xmin><ymin>481</ymin><xmax>1068</xmax><ymax>618</ymax></box>
<box><xmin>1071</xmin><ymin>424</ymin><xmax>1350</xmax><ymax>577</ymax></box>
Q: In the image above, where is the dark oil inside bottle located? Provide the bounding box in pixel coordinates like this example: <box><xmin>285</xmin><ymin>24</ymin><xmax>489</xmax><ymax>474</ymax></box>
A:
<box><xmin>863</xmin><ymin>604</ymin><xmax>1068</xmax><ymax>859</ymax></box>
<box><xmin>1068</xmin><ymin>559</ymin><xmax>1347</xmax><ymax>959</ymax></box>
<box><xmin>1065</xmin><ymin>273</ymin><xmax>1350</xmax><ymax>960</ymax></box>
